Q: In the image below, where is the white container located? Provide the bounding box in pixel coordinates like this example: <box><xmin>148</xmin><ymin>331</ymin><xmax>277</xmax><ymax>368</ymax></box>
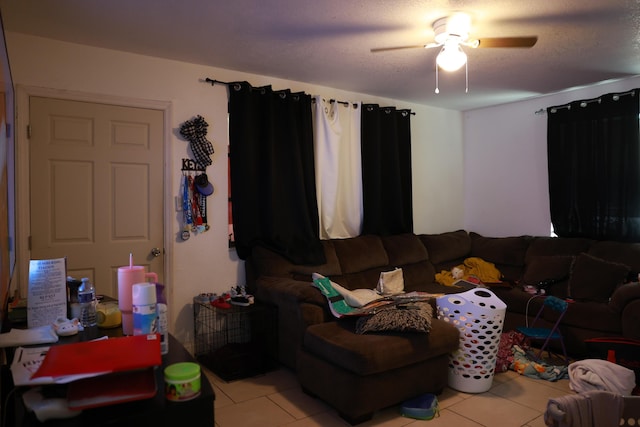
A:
<box><xmin>132</xmin><ymin>283</ymin><xmax>157</xmax><ymax>336</ymax></box>
<box><xmin>436</xmin><ymin>288</ymin><xmax>506</xmax><ymax>393</ymax></box>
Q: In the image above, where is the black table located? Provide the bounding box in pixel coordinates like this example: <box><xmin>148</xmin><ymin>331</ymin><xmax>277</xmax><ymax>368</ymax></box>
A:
<box><xmin>2</xmin><ymin>330</ymin><xmax>215</xmax><ymax>427</ymax></box>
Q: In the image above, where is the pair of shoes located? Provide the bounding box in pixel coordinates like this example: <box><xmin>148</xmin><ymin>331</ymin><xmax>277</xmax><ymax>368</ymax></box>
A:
<box><xmin>229</xmin><ymin>286</ymin><xmax>241</xmax><ymax>298</ymax></box>
<box><xmin>230</xmin><ymin>294</ymin><xmax>254</xmax><ymax>307</ymax></box>
<box><xmin>211</xmin><ymin>295</ymin><xmax>231</xmax><ymax>309</ymax></box>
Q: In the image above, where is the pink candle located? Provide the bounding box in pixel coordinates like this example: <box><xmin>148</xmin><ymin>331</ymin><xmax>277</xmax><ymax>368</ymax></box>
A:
<box><xmin>117</xmin><ymin>266</ymin><xmax>158</xmax><ymax>335</ymax></box>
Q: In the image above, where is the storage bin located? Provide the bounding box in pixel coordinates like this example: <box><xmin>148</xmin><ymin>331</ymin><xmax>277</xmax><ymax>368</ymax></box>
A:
<box><xmin>437</xmin><ymin>288</ymin><xmax>507</xmax><ymax>393</ymax></box>
<box><xmin>400</xmin><ymin>393</ymin><xmax>438</xmax><ymax>420</ymax></box>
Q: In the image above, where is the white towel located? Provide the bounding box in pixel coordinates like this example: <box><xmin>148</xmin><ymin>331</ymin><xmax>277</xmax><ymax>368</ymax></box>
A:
<box><xmin>0</xmin><ymin>326</ymin><xmax>59</xmax><ymax>347</ymax></box>
<box><xmin>568</xmin><ymin>359</ymin><xmax>636</xmax><ymax>395</ymax></box>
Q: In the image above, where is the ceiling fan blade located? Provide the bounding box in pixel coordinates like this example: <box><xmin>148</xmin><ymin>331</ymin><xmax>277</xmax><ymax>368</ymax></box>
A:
<box><xmin>476</xmin><ymin>36</ymin><xmax>538</xmax><ymax>48</ymax></box>
<box><xmin>370</xmin><ymin>45</ymin><xmax>425</xmax><ymax>53</ymax></box>
<box><xmin>370</xmin><ymin>43</ymin><xmax>435</xmax><ymax>53</ymax></box>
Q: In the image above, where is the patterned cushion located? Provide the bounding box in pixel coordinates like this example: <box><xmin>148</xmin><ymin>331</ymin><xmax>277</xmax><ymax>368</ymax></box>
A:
<box><xmin>356</xmin><ymin>301</ymin><xmax>432</xmax><ymax>334</ymax></box>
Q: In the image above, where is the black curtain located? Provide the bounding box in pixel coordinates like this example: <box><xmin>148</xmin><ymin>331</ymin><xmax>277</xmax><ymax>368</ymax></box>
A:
<box><xmin>547</xmin><ymin>90</ymin><xmax>640</xmax><ymax>242</ymax></box>
<box><xmin>228</xmin><ymin>82</ymin><xmax>325</xmax><ymax>264</ymax></box>
<box><xmin>360</xmin><ymin>104</ymin><xmax>413</xmax><ymax>235</ymax></box>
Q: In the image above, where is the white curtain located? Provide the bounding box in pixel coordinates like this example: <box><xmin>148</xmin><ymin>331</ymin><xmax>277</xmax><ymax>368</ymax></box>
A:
<box><xmin>312</xmin><ymin>96</ymin><xmax>363</xmax><ymax>239</ymax></box>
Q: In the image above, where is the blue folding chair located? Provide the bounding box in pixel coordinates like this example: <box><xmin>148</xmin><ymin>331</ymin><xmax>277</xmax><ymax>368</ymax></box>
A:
<box><xmin>516</xmin><ymin>295</ymin><xmax>569</xmax><ymax>365</ymax></box>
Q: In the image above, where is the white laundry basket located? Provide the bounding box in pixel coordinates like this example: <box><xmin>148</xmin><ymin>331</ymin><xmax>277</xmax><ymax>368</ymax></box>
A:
<box><xmin>437</xmin><ymin>288</ymin><xmax>507</xmax><ymax>393</ymax></box>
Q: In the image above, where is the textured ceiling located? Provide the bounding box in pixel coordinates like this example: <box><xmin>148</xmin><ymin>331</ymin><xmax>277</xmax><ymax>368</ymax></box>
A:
<box><xmin>2</xmin><ymin>0</ymin><xmax>640</xmax><ymax>111</ymax></box>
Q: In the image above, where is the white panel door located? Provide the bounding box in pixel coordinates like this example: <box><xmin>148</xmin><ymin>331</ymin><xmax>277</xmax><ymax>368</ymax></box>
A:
<box><xmin>29</xmin><ymin>96</ymin><xmax>164</xmax><ymax>298</ymax></box>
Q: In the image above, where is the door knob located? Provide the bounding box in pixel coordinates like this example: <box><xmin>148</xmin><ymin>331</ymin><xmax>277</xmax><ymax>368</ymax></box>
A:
<box><xmin>151</xmin><ymin>247</ymin><xmax>162</xmax><ymax>257</ymax></box>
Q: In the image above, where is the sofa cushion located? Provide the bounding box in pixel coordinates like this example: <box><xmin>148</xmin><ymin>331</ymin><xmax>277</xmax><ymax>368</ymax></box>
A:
<box><xmin>469</xmin><ymin>232</ymin><xmax>531</xmax><ymax>267</ymax></box>
<box><xmin>419</xmin><ymin>230</ymin><xmax>470</xmax><ymax>265</ymax></box>
<box><xmin>290</xmin><ymin>240</ymin><xmax>343</xmax><ymax>279</ymax></box>
<box><xmin>525</xmin><ymin>237</ymin><xmax>593</xmax><ymax>262</ymax></box>
<box><xmin>568</xmin><ymin>253</ymin><xmax>629</xmax><ymax>303</ymax></box>
<box><xmin>588</xmin><ymin>241</ymin><xmax>640</xmax><ymax>283</ymax></box>
<box><xmin>523</xmin><ymin>255</ymin><xmax>574</xmax><ymax>297</ymax></box>
<box><xmin>251</xmin><ymin>239</ymin><xmax>343</xmax><ymax>282</ymax></box>
<box><xmin>381</xmin><ymin>234</ymin><xmax>429</xmax><ymax>266</ymax></box>
<box><xmin>490</xmin><ymin>287</ymin><xmax>544</xmax><ymax>316</ymax></box>
<box><xmin>332</xmin><ymin>235</ymin><xmax>389</xmax><ymax>275</ymax></box>
<box><xmin>523</xmin><ymin>256</ymin><xmax>574</xmax><ymax>284</ymax></box>
<box><xmin>397</xmin><ymin>262</ymin><xmax>437</xmax><ymax>292</ymax></box>
<box><xmin>554</xmin><ymin>301</ymin><xmax>622</xmax><ymax>334</ymax></box>
<box><xmin>303</xmin><ymin>318</ymin><xmax>459</xmax><ymax>376</ymax></box>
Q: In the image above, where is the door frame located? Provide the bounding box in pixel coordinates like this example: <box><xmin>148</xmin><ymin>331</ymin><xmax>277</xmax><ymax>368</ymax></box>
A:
<box><xmin>14</xmin><ymin>85</ymin><xmax>173</xmax><ymax>301</ymax></box>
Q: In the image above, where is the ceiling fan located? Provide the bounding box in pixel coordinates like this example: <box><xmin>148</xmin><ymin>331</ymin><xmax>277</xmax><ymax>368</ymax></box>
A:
<box><xmin>371</xmin><ymin>12</ymin><xmax>538</xmax><ymax>72</ymax></box>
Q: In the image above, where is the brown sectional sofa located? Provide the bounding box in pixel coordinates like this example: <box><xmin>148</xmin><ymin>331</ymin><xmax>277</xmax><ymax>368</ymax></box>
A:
<box><xmin>246</xmin><ymin>230</ymin><xmax>640</xmax><ymax>422</ymax></box>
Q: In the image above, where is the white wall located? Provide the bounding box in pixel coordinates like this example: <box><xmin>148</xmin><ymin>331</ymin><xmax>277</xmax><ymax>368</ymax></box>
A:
<box><xmin>412</xmin><ymin>106</ymin><xmax>466</xmax><ymax>233</ymax></box>
<box><xmin>463</xmin><ymin>76</ymin><xmax>640</xmax><ymax>238</ymax></box>
<box><xmin>6</xmin><ymin>32</ymin><xmax>464</xmax><ymax>347</ymax></box>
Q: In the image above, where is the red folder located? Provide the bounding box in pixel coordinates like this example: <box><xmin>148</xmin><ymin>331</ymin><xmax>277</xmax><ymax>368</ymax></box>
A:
<box><xmin>67</xmin><ymin>368</ymin><xmax>157</xmax><ymax>410</ymax></box>
<box><xmin>31</xmin><ymin>334</ymin><xmax>162</xmax><ymax>380</ymax></box>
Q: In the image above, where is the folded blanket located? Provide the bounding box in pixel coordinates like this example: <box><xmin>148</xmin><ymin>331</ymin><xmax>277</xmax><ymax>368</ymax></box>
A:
<box><xmin>435</xmin><ymin>257</ymin><xmax>502</xmax><ymax>286</ymax></box>
<box><xmin>568</xmin><ymin>359</ymin><xmax>636</xmax><ymax>395</ymax></box>
<box><xmin>463</xmin><ymin>257</ymin><xmax>503</xmax><ymax>283</ymax></box>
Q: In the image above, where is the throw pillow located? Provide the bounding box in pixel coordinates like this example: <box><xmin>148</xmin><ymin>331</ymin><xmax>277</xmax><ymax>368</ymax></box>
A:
<box><xmin>355</xmin><ymin>301</ymin><xmax>432</xmax><ymax>334</ymax></box>
<box><xmin>568</xmin><ymin>253</ymin><xmax>629</xmax><ymax>303</ymax></box>
<box><xmin>523</xmin><ymin>255</ymin><xmax>574</xmax><ymax>286</ymax></box>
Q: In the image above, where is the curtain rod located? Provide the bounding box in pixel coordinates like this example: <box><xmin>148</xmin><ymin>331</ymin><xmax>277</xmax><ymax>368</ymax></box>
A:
<box><xmin>545</xmin><ymin>89</ymin><xmax>636</xmax><ymax>114</ymax></box>
<box><xmin>204</xmin><ymin>77</ymin><xmax>415</xmax><ymax>115</ymax></box>
<box><xmin>312</xmin><ymin>97</ymin><xmax>359</xmax><ymax>109</ymax></box>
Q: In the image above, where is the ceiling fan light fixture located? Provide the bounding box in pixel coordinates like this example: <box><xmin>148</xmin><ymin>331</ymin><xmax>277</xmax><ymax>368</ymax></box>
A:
<box><xmin>446</xmin><ymin>12</ymin><xmax>471</xmax><ymax>40</ymax></box>
<box><xmin>436</xmin><ymin>42</ymin><xmax>467</xmax><ymax>72</ymax></box>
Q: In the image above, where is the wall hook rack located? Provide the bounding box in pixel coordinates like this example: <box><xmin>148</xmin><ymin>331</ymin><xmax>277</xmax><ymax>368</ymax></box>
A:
<box><xmin>181</xmin><ymin>158</ymin><xmax>206</xmax><ymax>172</ymax></box>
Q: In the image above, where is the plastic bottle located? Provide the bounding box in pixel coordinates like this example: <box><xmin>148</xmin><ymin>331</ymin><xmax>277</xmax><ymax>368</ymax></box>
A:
<box><xmin>132</xmin><ymin>283</ymin><xmax>157</xmax><ymax>336</ymax></box>
<box><xmin>157</xmin><ymin>303</ymin><xmax>168</xmax><ymax>355</ymax></box>
<box><xmin>78</xmin><ymin>277</ymin><xmax>97</xmax><ymax>327</ymax></box>
<box><xmin>66</xmin><ymin>276</ymin><xmax>82</xmax><ymax>320</ymax></box>
<box><xmin>155</xmin><ymin>283</ymin><xmax>169</xmax><ymax>355</ymax></box>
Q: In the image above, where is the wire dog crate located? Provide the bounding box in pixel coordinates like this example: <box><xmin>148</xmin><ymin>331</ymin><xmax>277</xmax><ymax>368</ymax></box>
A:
<box><xmin>193</xmin><ymin>297</ymin><xmax>277</xmax><ymax>381</ymax></box>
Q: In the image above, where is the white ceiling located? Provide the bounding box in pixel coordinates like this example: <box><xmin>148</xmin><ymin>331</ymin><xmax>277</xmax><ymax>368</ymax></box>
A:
<box><xmin>2</xmin><ymin>0</ymin><xmax>640</xmax><ymax>111</ymax></box>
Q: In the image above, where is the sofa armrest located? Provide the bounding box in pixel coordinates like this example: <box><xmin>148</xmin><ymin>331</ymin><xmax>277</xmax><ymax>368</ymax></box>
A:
<box><xmin>609</xmin><ymin>282</ymin><xmax>640</xmax><ymax>312</ymax></box>
<box><xmin>254</xmin><ymin>276</ymin><xmax>332</xmax><ymax>369</ymax></box>
<box><xmin>255</xmin><ymin>275</ymin><xmax>325</xmax><ymax>307</ymax></box>
<box><xmin>621</xmin><ymin>299</ymin><xmax>640</xmax><ymax>340</ymax></box>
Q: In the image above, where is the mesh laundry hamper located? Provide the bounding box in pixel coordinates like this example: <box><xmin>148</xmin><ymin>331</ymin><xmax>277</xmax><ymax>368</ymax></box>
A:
<box><xmin>437</xmin><ymin>288</ymin><xmax>507</xmax><ymax>393</ymax></box>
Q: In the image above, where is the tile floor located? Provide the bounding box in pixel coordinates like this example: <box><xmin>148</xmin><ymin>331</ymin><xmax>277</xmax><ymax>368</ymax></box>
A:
<box><xmin>206</xmin><ymin>364</ymin><xmax>572</xmax><ymax>427</ymax></box>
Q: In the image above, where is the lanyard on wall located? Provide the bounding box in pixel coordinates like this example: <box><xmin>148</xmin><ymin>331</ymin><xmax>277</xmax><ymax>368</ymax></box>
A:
<box><xmin>182</xmin><ymin>174</ymin><xmax>192</xmax><ymax>240</ymax></box>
